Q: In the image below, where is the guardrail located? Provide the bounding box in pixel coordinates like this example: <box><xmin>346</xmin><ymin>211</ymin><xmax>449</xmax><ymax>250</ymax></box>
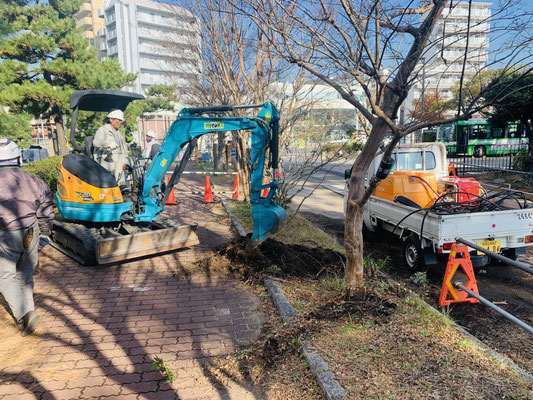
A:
<box><xmin>454</xmin><ymin>283</ymin><xmax>533</xmax><ymax>335</ymax></box>
<box><xmin>456</xmin><ymin>238</ymin><xmax>533</xmax><ymax>275</ymax></box>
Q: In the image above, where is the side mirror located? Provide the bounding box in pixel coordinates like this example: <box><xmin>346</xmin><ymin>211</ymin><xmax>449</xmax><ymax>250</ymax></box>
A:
<box><xmin>344</xmin><ymin>168</ymin><xmax>352</xmax><ymax>180</ymax></box>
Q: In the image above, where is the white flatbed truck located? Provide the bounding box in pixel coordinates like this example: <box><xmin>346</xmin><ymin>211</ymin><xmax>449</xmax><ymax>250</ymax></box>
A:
<box><xmin>345</xmin><ymin>143</ymin><xmax>533</xmax><ymax>269</ymax></box>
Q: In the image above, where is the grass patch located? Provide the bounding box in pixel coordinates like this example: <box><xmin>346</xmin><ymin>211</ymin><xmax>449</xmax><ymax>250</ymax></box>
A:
<box><xmin>228</xmin><ymin>200</ymin><xmax>343</xmax><ymax>253</ymax></box>
<box><xmin>276</xmin><ymin>277</ymin><xmax>533</xmax><ymax>399</ymax></box>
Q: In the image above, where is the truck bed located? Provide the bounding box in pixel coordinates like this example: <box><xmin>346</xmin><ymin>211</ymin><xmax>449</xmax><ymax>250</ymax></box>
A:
<box><xmin>367</xmin><ymin>196</ymin><xmax>533</xmax><ymax>252</ymax></box>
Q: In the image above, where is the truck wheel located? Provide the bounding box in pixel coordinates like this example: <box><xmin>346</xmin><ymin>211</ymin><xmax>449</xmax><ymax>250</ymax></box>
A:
<box><xmin>490</xmin><ymin>248</ymin><xmax>518</xmax><ymax>266</ymax></box>
<box><xmin>403</xmin><ymin>235</ymin><xmax>424</xmax><ymax>271</ymax></box>
<box><xmin>362</xmin><ymin>223</ymin><xmax>377</xmax><ymax>242</ymax></box>
<box><xmin>474</xmin><ymin>146</ymin><xmax>486</xmax><ymax>158</ymax></box>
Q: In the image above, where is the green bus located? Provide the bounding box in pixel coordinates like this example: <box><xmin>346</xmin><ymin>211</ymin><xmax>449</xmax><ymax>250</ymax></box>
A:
<box><xmin>427</xmin><ymin>119</ymin><xmax>528</xmax><ymax>157</ymax></box>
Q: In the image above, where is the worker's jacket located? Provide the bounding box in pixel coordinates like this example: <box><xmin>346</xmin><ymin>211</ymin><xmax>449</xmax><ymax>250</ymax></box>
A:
<box><xmin>143</xmin><ymin>140</ymin><xmax>160</xmax><ymax>159</ymax></box>
<box><xmin>93</xmin><ymin>124</ymin><xmax>129</xmax><ymax>184</ymax></box>
<box><xmin>0</xmin><ymin>166</ymin><xmax>55</xmax><ymax>235</ymax></box>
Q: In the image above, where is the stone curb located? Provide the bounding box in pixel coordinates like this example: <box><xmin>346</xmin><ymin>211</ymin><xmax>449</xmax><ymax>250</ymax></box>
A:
<box><xmin>265</xmin><ymin>278</ymin><xmax>348</xmax><ymax>400</ymax></box>
<box><xmin>221</xmin><ymin>199</ymin><xmax>247</xmax><ymax>238</ymax></box>
<box><xmin>222</xmin><ymin>206</ymin><xmax>348</xmax><ymax>399</ymax></box>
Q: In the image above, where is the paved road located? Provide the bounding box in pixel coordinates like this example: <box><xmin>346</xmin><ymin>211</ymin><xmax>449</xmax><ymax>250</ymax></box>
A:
<box><xmin>283</xmin><ymin>158</ymin><xmax>348</xmax><ymax>221</ymax></box>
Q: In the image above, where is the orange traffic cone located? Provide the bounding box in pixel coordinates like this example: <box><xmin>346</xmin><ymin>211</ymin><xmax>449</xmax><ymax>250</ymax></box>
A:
<box><xmin>165</xmin><ymin>176</ymin><xmax>178</xmax><ymax>205</ymax></box>
<box><xmin>232</xmin><ymin>175</ymin><xmax>239</xmax><ymax>200</ymax></box>
<box><xmin>439</xmin><ymin>243</ymin><xmax>480</xmax><ymax>306</ymax></box>
<box><xmin>261</xmin><ymin>177</ymin><xmax>269</xmax><ymax>198</ymax></box>
<box><xmin>203</xmin><ymin>175</ymin><xmax>215</xmax><ymax>203</ymax></box>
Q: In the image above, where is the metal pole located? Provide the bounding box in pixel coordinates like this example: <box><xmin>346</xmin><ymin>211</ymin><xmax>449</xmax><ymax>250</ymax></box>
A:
<box><xmin>454</xmin><ymin>282</ymin><xmax>533</xmax><ymax>335</ymax></box>
<box><xmin>456</xmin><ymin>238</ymin><xmax>533</xmax><ymax>275</ymax></box>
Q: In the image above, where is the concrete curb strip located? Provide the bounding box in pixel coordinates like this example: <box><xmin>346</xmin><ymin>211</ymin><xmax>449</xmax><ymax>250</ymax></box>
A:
<box><xmin>265</xmin><ymin>279</ymin><xmax>348</xmax><ymax>400</ymax></box>
<box><xmin>221</xmin><ymin>199</ymin><xmax>247</xmax><ymax>238</ymax></box>
<box><xmin>221</xmin><ymin>205</ymin><xmax>347</xmax><ymax>399</ymax></box>
<box><xmin>265</xmin><ymin>278</ymin><xmax>297</xmax><ymax>321</ymax></box>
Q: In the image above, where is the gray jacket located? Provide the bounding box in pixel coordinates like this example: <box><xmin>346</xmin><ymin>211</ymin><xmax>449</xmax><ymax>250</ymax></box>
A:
<box><xmin>0</xmin><ymin>166</ymin><xmax>55</xmax><ymax>235</ymax></box>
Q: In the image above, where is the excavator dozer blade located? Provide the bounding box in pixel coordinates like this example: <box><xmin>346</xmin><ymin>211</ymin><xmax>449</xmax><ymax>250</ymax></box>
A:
<box><xmin>252</xmin><ymin>203</ymin><xmax>287</xmax><ymax>242</ymax></box>
<box><xmin>51</xmin><ymin>218</ymin><xmax>199</xmax><ymax>266</ymax></box>
<box><xmin>96</xmin><ymin>224</ymin><xmax>199</xmax><ymax>264</ymax></box>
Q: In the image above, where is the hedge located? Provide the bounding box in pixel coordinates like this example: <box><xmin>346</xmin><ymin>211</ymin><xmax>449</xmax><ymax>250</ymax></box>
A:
<box><xmin>22</xmin><ymin>156</ymin><xmax>62</xmax><ymax>193</ymax></box>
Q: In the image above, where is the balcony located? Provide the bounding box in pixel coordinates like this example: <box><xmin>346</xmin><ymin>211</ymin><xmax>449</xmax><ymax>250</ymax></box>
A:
<box><xmin>97</xmin><ymin>28</ymin><xmax>105</xmax><ymax>37</ymax></box>
<box><xmin>81</xmin><ymin>2</ymin><xmax>92</xmax><ymax>12</ymax></box>
<box><xmin>99</xmin><ymin>42</ymin><xmax>107</xmax><ymax>51</ymax></box>
<box><xmin>105</xmin><ymin>13</ymin><xmax>116</xmax><ymax>25</ymax></box>
<box><xmin>107</xmin><ymin>44</ymin><xmax>118</xmax><ymax>55</ymax></box>
<box><xmin>97</xmin><ymin>7</ymin><xmax>105</xmax><ymax>18</ymax></box>
<box><xmin>76</xmin><ymin>16</ymin><xmax>92</xmax><ymax>29</ymax></box>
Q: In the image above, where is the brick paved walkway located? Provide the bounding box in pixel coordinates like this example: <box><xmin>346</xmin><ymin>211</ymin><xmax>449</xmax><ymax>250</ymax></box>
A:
<box><xmin>0</xmin><ymin>191</ymin><xmax>264</xmax><ymax>399</ymax></box>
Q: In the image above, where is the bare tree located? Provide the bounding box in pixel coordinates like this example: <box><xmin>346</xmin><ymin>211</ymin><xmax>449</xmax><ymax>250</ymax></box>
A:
<box><xmin>165</xmin><ymin>0</ymin><xmax>322</xmax><ymax>201</ymax></box>
<box><xmin>231</xmin><ymin>0</ymin><xmax>533</xmax><ymax>292</ymax></box>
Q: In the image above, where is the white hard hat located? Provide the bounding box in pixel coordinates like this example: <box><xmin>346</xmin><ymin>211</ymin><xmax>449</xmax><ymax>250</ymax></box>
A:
<box><xmin>146</xmin><ymin>130</ymin><xmax>157</xmax><ymax>138</ymax></box>
<box><xmin>107</xmin><ymin>109</ymin><xmax>125</xmax><ymax>121</ymax></box>
<box><xmin>0</xmin><ymin>138</ymin><xmax>21</xmax><ymax>163</ymax></box>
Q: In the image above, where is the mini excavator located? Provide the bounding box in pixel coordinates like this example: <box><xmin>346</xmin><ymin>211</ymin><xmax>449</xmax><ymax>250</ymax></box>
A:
<box><xmin>51</xmin><ymin>90</ymin><xmax>286</xmax><ymax>265</ymax></box>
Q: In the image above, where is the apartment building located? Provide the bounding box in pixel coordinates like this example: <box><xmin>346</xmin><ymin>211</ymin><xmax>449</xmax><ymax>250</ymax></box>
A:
<box><xmin>406</xmin><ymin>1</ymin><xmax>492</xmax><ymax>118</ymax></box>
<box><xmin>100</xmin><ymin>0</ymin><xmax>201</xmax><ymax>93</ymax></box>
<box><xmin>75</xmin><ymin>0</ymin><xmax>106</xmax><ymax>59</ymax></box>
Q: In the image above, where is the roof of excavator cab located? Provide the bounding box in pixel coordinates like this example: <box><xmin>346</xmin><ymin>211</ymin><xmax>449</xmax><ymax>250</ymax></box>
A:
<box><xmin>70</xmin><ymin>90</ymin><xmax>145</xmax><ymax>112</ymax></box>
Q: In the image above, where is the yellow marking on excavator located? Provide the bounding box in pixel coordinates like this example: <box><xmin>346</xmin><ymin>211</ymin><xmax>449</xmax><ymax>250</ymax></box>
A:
<box><xmin>204</xmin><ymin>122</ymin><xmax>224</xmax><ymax>130</ymax></box>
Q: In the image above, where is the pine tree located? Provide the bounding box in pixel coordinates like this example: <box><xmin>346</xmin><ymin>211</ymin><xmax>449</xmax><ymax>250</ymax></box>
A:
<box><xmin>0</xmin><ymin>0</ymin><xmax>136</xmax><ymax>153</ymax></box>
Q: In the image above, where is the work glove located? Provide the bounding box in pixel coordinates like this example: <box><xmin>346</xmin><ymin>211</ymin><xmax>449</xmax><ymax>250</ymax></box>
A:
<box><xmin>39</xmin><ymin>236</ymin><xmax>50</xmax><ymax>250</ymax></box>
<box><xmin>109</xmin><ymin>143</ymin><xmax>118</xmax><ymax>150</ymax></box>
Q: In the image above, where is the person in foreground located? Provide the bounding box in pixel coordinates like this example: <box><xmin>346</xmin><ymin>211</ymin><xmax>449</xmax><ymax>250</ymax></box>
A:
<box><xmin>0</xmin><ymin>138</ymin><xmax>54</xmax><ymax>336</ymax></box>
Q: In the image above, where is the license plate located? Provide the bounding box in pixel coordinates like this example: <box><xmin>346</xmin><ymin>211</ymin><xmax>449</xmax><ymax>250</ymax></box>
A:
<box><xmin>476</xmin><ymin>239</ymin><xmax>501</xmax><ymax>255</ymax></box>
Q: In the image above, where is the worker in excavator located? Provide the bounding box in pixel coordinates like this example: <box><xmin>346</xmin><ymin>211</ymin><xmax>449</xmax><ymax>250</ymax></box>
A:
<box><xmin>93</xmin><ymin>109</ymin><xmax>129</xmax><ymax>185</ymax></box>
<box><xmin>0</xmin><ymin>138</ymin><xmax>54</xmax><ymax>336</ymax></box>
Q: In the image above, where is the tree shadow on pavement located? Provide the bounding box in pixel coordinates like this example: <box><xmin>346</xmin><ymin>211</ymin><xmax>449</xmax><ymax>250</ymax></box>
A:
<box><xmin>0</xmin><ymin>203</ymin><xmax>266</xmax><ymax>399</ymax></box>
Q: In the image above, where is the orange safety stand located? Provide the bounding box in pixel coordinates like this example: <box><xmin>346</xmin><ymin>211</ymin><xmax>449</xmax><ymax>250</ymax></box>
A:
<box><xmin>439</xmin><ymin>243</ymin><xmax>480</xmax><ymax>306</ymax></box>
<box><xmin>232</xmin><ymin>175</ymin><xmax>240</xmax><ymax>200</ymax></box>
<box><xmin>203</xmin><ymin>175</ymin><xmax>215</xmax><ymax>203</ymax></box>
<box><xmin>165</xmin><ymin>176</ymin><xmax>178</xmax><ymax>205</ymax></box>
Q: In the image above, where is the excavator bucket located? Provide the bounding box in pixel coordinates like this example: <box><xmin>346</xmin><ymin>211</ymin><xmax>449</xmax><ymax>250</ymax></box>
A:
<box><xmin>252</xmin><ymin>202</ymin><xmax>287</xmax><ymax>242</ymax></box>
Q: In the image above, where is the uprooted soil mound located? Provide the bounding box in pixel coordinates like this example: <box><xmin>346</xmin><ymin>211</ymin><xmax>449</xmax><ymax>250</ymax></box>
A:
<box><xmin>221</xmin><ymin>237</ymin><xmax>346</xmax><ymax>279</ymax></box>
<box><xmin>308</xmin><ymin>289</ymin><xmax>398</xmax><ymax>324</ymax></box>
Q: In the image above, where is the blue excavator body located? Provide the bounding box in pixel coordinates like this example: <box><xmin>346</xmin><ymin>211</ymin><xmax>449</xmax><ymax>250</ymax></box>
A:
<box><xmin>55</xmin><ymin>90</ymin><xmax>286</xmax><ymax>264</ymax></box>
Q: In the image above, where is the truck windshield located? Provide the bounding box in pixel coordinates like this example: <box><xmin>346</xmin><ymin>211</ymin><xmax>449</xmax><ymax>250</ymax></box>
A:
<box><xmin>392</xmin><ymin>151</ymin><xmax>436</xmax><ymax>171</ymax></box>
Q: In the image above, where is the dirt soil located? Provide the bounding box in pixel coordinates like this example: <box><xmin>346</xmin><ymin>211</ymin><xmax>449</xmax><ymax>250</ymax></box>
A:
<box><xmin>220</xmin><ymin>237</ymin><xmax>345</xmax><ymax>280</ymax></box>
<box><xmin>301</xmin><ymin>212</ymin><xmax>533</xmax><ymax>374</ymax></box>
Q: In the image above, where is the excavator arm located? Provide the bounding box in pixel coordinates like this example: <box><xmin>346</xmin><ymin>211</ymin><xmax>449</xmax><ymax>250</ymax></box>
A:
<box><xmin>135</xmin><ymin>102</ymin><xmax>286</xmax><ymax>241</ymax></box>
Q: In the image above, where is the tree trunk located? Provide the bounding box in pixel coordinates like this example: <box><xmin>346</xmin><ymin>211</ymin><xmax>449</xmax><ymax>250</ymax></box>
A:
<box><xmin>344</xmin><ymin>117</ymin><xmax>393</xmax><ymax>291</ymax></box>
<box><xmin>54</xmin><ymin>116</ymin><xmax>69</xmax><ymax>156</ymax></box>
<box><xmin>344</xmin><ymin>171</ymin><xmax>365</xmax><ymax>291</ymax></box>
<box><xmin>217</xmin><ymin>132</ymin><xmax>225</xmax><ymax>169</ymax></box>
<box><xmin>213</xmin><ymin>140</ymin><xmax>219</xmax><ymax>170</ymax></box>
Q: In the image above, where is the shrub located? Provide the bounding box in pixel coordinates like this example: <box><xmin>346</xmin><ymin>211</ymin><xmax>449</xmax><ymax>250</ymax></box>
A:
<box><xmin>23</xmin><ymin>156</ymin><xmax>62</xmax><ymax>193</ymax></box>
<box><xmin>512</xmin><ymin>148</ymin><xmax>531</xmax><ymax>172</ymax></box>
